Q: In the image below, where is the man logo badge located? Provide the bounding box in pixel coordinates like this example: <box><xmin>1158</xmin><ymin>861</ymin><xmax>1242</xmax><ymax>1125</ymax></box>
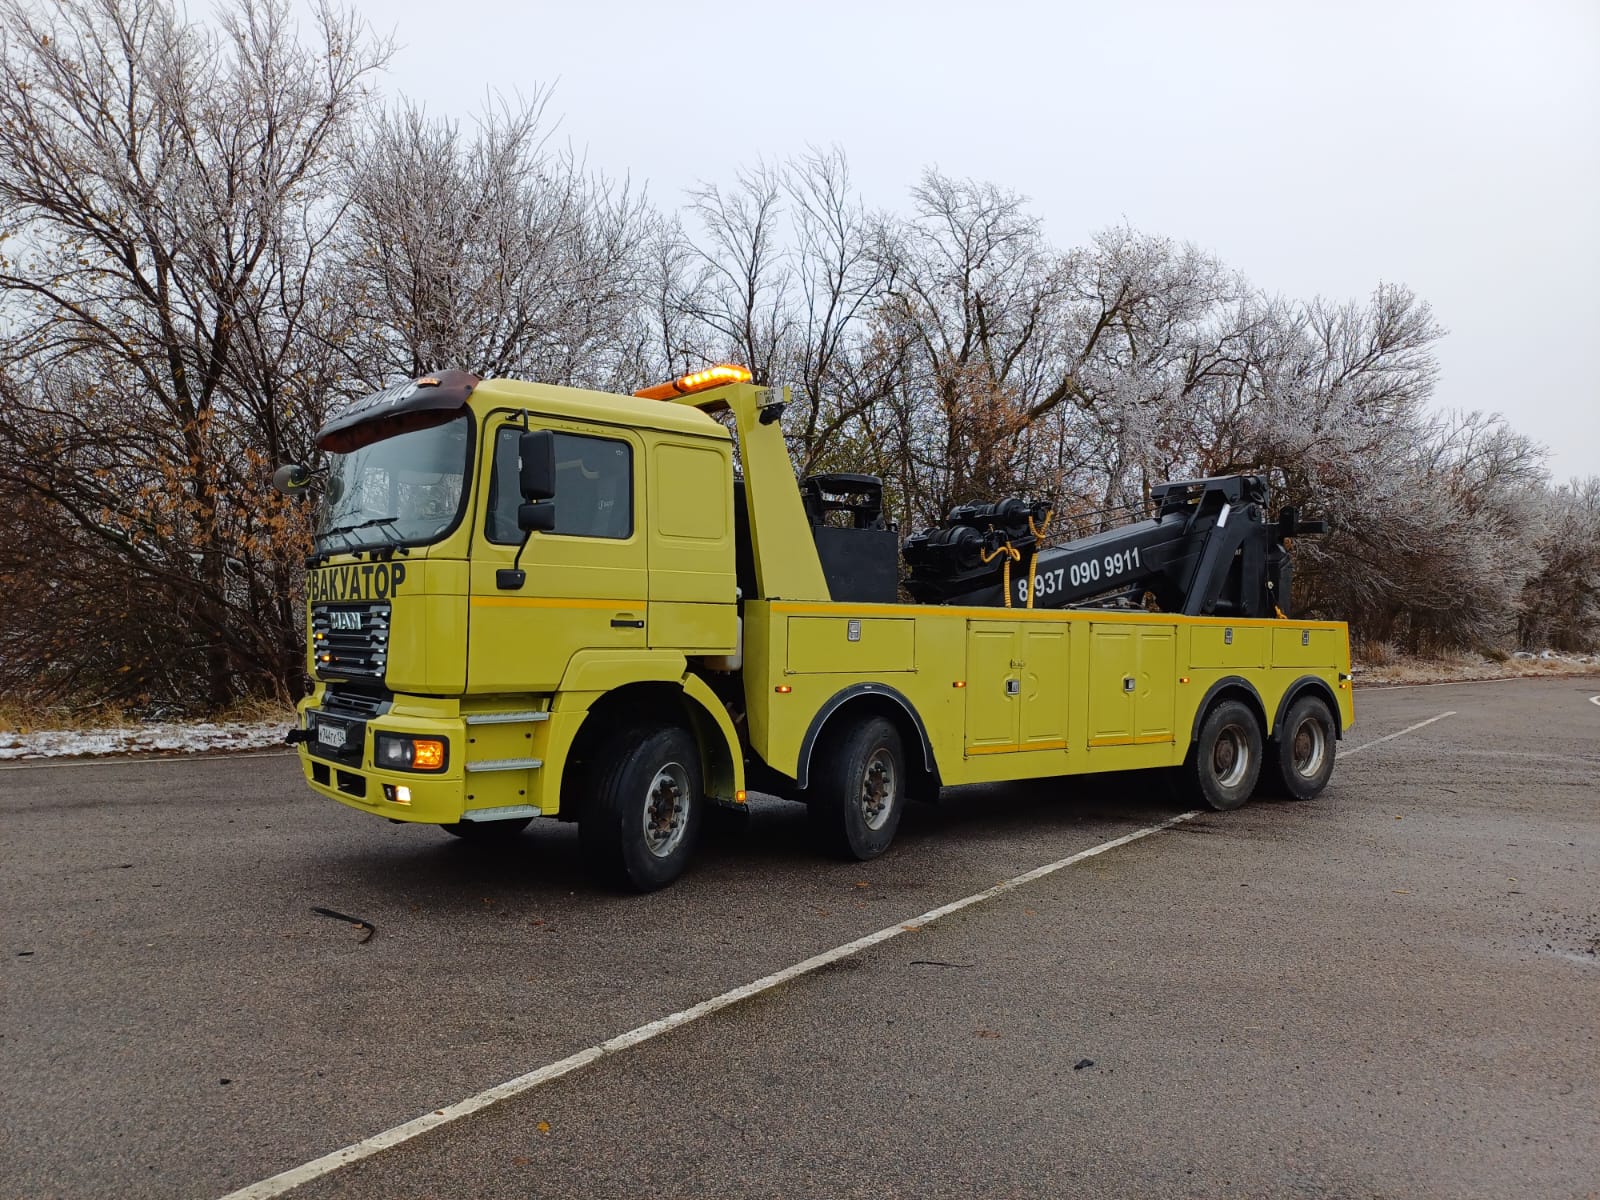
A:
<box><xmin>330</xmin><ymin>610</ymin><xmax>363</xmax><ymax>632</ymax></box>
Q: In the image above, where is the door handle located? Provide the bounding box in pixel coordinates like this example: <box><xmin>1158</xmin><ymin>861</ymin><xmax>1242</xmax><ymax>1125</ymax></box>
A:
<box><xmin>611</xmin><ymin>617</ymin><xmax>645</xmax><ymax>629</ymax></box>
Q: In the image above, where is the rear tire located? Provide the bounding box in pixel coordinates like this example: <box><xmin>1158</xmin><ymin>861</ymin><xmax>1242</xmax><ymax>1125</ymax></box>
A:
<box><xmin>1182</xmin><ymin>699</ymin><xmax>1263</xmax><ymax>812</ymax></box>
<box><xmin>441</xmin><ymin>817</ymin><xmax>532</xmax><ymax>841</ymax></box>
<box><xmin>807</xmin><ymin>717</ymin><xmax>905</xmax><ymax>861</ymax></box>
<box><xmin>579</xmin><ymin>724</ymin><xmax>703</xmax><ymax>892</ymax></box>
<box><xmin>1264</xmin><ymin>695</ymin><xmax>1337</xmax><ymax>800</ymax></box>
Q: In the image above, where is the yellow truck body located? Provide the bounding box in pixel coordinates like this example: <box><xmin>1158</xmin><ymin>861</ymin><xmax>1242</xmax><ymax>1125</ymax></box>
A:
<box><xmin>289</xmin><ymin>373</ymin><xmax>1352</xmax><ymax>889</ymax></box>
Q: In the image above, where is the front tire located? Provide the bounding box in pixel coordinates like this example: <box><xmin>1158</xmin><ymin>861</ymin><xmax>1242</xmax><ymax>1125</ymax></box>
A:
<box><xmin>807</xmin><ymin>716</ymin><xmax>905</xmax><ymax>861</ymax></box>
<box><xmin>1182</xmin><ymin>699</ymin><xmax>1263</xmax><ymax>812</ymax></box>
<box><xmin>579</xmin><ymin>724</ymin><xmax>703</xmax><ymax>892</ymax></box>
<box><xmin>1265</xmin><ymin>695</ymin><xmax>1337</xmax><ymax>800</ymax></box>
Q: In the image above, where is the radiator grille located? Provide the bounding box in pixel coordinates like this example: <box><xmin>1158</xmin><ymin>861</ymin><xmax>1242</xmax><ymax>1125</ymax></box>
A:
<box><xmin>311</xmin><ymin>603</ymin><xmax>390</xmax><ymax>683</ymax></box>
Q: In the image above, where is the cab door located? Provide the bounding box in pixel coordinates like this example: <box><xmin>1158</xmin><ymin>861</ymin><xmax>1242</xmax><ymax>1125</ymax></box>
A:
<box><xmin>468</xmin><ymin>414</ymin><xmax>648</xmax><ymax>694</ymax></box>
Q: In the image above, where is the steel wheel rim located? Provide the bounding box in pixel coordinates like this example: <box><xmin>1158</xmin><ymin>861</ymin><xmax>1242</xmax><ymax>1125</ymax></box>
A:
<box><xmin>859</xmin><ymin>748</ymin><xmax>897</xmax><ymax>831</ymax></box>
<box><xmin>1212</xmin><ymin>724</ymin><xmax>1251</xmax><ymax>790</ymax></box>
<box><xmin>1290</xmin><ymin>717</ymin><xmax>1328</xmax><ymax>779</ymax></box>
<box><xmin>641</xmin><ymin>761</ymin><xmax>691</xmax><ymax>858</ymax></box>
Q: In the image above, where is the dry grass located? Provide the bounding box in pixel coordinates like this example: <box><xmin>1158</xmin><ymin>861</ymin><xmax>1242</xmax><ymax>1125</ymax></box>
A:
<box><xmin>0</xmin><ymin>695</ymin><xmax>296</xmax><ymax>735</ymax></box>
<box><xmin>1355</xmin><ymin>650</ymin><xmax>1600</xmax><ymax>687</ymax></box>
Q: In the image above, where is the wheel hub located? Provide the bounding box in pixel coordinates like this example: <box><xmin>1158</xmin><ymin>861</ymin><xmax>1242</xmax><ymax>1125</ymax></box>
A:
<box><xmin>642</xmin><ymin>762</ymin><xmax>691</xmax><ymax>858</ymax></box>
<box><xmin>859</xmin><ymin>749</ymin><xmax>896</xmax><ymax>831</ymax></box>
<box><xmin>1212</xmin><ymin>725</ymin><xmax>1250</xmax><ymax>789</ymax></box>
<box><xmin>1291</xmin><ymin>718</ymin><xmax>1327</xmax><ymax>778</ymax></box>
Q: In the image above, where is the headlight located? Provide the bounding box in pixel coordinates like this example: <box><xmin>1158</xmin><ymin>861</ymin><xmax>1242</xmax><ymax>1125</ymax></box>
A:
<box><xmin>374</xmin><ymin>733</ymin><xmax>448</xmax><ymax>772</ymax></box>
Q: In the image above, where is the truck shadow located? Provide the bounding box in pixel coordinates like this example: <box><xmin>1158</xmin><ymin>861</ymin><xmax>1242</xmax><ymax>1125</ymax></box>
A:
<box><xmin>315</xmin><ymin>769</ymin><xmax>1198</xmax><ymax>906</ymax></box>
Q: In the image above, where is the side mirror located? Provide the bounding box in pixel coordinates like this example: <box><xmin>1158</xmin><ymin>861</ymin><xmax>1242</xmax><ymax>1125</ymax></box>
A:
<box><xmin>519</xmin><ymin>430</ymin><xmax>555</xmax><ymax>502</ymax></box>
<box><xmin>518</xmin><ymin>502</ymin><xmax>556</xmax><ymax>534</ymax></box>
<box><xmin>272</xmin><ymin>463</ymin><xmax>312</xmax><ymax>495</ymax></box>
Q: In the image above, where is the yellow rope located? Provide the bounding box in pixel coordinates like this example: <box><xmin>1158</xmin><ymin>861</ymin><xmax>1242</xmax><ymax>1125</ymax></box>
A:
<box><xmin>1022</xmin><ymin>509</ymin><xmax>1052</xmax><ymax>609</ymax></box>
<box><xmin>980</xmin><ymin>542</ymin><xmax>1022</xmax><ymax>608</ymax></box>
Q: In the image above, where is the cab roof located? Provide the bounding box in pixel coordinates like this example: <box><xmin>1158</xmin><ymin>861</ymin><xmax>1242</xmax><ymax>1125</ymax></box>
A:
<box><xmin>471</xmin><ymin>377</ymin><xmax>731</xmax><ymax>440</ymax></box>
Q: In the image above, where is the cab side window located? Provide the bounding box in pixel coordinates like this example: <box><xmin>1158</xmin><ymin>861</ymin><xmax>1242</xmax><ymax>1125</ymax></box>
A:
<box><xmin>487</xmin><ymin>427</ymin><xmax>634</xmax><ymax>543</ymax></box>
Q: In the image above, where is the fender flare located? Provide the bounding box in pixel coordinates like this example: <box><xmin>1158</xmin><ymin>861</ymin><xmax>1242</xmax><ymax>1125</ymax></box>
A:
<box><xmin>558</xmin><ymin>648</ymin><xmax>687</xmax><ymax>695</ymax></box>
<box><xmin>1188</xmin><ymin>676</ymin><xmax>1269</xmax><ymax>743</ymax></box>
<box><xmin>795</xmin><ymin>682</ymin><xmax>938</xmax><ymax>791</ymax></box>
<box><xmin>680</xmin><ymin>672</ymin><xmax>746</xmax><ymax>801</ymax></box>
<box><xmin>1273</xmin><ymin>675</ymin><xmax>1344</xmax><ymax>741</ymax></box>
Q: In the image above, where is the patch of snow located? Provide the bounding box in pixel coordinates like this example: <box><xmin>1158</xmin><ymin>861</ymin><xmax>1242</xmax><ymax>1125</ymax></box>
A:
<box><xmin>0</xmin><ymin>720</ymin><xmax>290</xmax><ymax>761</ymax></box>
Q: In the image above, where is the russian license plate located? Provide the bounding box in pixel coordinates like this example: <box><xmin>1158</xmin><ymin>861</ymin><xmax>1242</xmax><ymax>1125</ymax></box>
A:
<box><xmin>316</xmin><ymin>721</ymin><xmax>348</xmax><ymax>750</ymax></box>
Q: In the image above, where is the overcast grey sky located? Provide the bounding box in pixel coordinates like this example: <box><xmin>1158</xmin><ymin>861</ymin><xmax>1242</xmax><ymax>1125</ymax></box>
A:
<box><xmin>363</xmin><ymin>0</ymin><xmax>1599</xmax><ymax>482</ymax></box>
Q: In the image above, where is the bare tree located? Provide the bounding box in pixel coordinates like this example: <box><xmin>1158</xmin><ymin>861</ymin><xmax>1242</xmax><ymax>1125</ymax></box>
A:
<box><xmin>1519</xmin><ymin>477</ymin><xmax>1600</xmax><ymax>652</ymax></box>
<box><xmin>0</xmin><ymin>0</ymin><xmax>388</xmax><ymax>706</ymax></box>
<box><xmin>338</xmin><ymin>92</ymin><xmax>655</xmax><ymax>391</ymax></box>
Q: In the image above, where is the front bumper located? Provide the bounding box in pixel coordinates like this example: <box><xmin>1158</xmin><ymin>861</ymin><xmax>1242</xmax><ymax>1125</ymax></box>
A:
<box><xmin>295</xmin><ymin>703</ymin><xmax>470</xmax><ymax>823</ymax></box>
<box><xmin>293</xmin><ymin>695</ymin><xmax>572</xmax><ymax>824</ymax></box>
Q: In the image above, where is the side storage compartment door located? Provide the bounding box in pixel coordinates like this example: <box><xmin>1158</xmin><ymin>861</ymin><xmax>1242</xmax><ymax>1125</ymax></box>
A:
<box><xmin>468</xmin><ymin>417</ymin><xmax>648</xmax><ymax>694</ymax></box>
<box><xmin>1087</xmin><ymin>624</ymin><xmax>1136</xmax><ymax>746</ymax></box>
<box><xmin>1134</xmin><ymin>626</ymin><xmax>1177</xmax><ymax>742</ymax></box>
<box><xmin>965</xmin><ymin>622</ymin><xmax>1020</xmax><ymax>752</ymax></box>
<box><xmin>1019</xmin><ymin>625</ymin><xmax>1069</xmax><ymax>749</ymax></box>
<box><xmin>1088</xmin><ymin>622</ymin><xmax>1177</xmax><ymax>747</ymax></box>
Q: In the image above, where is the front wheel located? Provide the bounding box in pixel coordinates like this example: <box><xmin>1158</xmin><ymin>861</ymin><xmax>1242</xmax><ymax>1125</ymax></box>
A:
<box><xmin>1264</xmin><ymin>695</ymin><xmax>1337</xmax><ymax>800</ymax></box>
<box><xmin>579</xmin><ymin>724</ymin><xmax>703</xmax><ymax>892</ymax></box>
<box><xmin>808</xmin><ymin>716</ymin><xmax>905</xmax><ymax>861</ymax></box>
<box><xmin>1182</xmin><ymin>699</ymin><xmax>1263</xmax><ymax>812</ymax></box>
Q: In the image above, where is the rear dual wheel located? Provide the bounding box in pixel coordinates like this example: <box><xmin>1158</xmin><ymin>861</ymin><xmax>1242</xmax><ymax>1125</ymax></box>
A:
<box><xmin>1182</xmin><ymin>699</ymin><xmax>1263</xmax><ymax>812</ymax></box>
<box><xmin>808</xmin><ymin>717</ymin><xmax>906</xmax><ymax>861</ymax></box>
<box><xmin>1264</xmin><ymin>695</ymin><xmax>1337</xmax><ymax>801</ymax></box>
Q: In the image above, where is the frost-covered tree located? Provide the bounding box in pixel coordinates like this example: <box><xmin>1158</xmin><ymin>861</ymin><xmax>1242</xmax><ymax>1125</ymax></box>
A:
<box><xmin>0</xmin><ymin>0</ymin><xmax>389</xmax><ymax>705</ymax></box>
<box><xmin>338</xmin><ymin>91</ymin><xmax>655</xmax><ymax>391</ymax></box>
<box><xmin>651</xmin><ymin>148</ymin><xmax>896</xmax><ymax>487</ymax></box>
<box><xmin>1518</xmin><ymin>477</ymin><xmax>1600</xmax><ymax>652</ymax></box>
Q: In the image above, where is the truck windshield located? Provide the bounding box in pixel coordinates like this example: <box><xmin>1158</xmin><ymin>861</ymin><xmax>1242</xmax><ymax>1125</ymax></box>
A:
<box><xmin>317</xmin><ymin>414</ymin><xmax>471</xmax><ymax>554</ymax></box>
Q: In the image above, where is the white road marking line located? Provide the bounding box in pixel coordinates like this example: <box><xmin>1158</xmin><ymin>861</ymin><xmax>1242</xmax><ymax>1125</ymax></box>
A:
<box><xmin>217</xmin><ymin>811</ymin><xmax>1201</xmax><ymax>1200</ymax></box>
<box><xmin>1589</xmin><ymin>695</ymin><xmax>1599</xmax><ymax>708</ymax></box>
<box><xmin>0</xmin><ymin>749</ymin><xmax>295</xmax><ymax>772</ymax></box>
<box><xmin>1342</xmin><ymin>711</ymin><xmax>1455</xmax><ymax>757</ymax></box>
<box><xmin>220</xmin><ymin>706</ymin><xmax>1462</xmax><ymax>1199</ymax></box>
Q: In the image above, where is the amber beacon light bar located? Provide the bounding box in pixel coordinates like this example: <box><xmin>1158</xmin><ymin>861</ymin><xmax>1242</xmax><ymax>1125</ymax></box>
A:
<box><xmin>634</xmin><ymin>364</ymin><xmax>752</xmax><ymax>401</ymax></box>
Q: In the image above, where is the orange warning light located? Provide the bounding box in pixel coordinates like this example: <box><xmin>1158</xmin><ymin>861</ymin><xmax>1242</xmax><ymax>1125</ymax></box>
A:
<box><xmin>634</xmin><ymin>364</ymin><xmax>752</xmax><ymax>400</ymax></box>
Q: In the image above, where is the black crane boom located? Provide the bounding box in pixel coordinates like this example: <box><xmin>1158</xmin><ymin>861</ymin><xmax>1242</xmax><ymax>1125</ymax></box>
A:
<box><xmin>900</xmin><ymin>474</ymin><xmax>1324</xmax><ymax>618</ymax></box>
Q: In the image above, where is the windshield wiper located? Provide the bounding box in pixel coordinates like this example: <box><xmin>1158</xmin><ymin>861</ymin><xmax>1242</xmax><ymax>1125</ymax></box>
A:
<box><xmin>318</xmin><ymin>515</ymin><xmax>402</xmax><ymax>556</ymax></box>
<box><xmin>324</xmin><ymin>515</ymin><xmax>402</xmax><ymax>542</ymax></box>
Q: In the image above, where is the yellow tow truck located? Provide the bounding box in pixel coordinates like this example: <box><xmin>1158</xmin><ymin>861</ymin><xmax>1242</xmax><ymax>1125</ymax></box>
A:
<box><xmin>276</xmin><ymin>367</ymin><xmax>1352</xmax><ymax>890</ymax></box>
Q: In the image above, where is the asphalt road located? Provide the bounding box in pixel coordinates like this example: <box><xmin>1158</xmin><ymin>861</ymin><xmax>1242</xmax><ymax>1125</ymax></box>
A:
<box><xmin>2</xmin><ymin>678</ymin><xmax>1597</xmax><ymax>1200</ymax></box>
